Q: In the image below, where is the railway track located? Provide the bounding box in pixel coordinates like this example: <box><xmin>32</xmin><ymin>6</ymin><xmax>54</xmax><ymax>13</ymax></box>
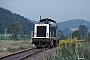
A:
<box><xmin>0</xmin><ymin>48</ymin><xmax>43</xmax><ymax>60</ymax></box>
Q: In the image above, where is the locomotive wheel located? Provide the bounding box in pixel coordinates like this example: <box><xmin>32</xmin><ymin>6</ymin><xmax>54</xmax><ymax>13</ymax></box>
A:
<box><xmin>37</xmin><ymin>46</ymin><xmax>42</xmax><ymax>49</ymax></box>
<box><xmin>45</xmin><ymin>43</ymin><xmax>48</xmax><ymax>48</ymax></box>
<box><xmin>48</xmin><ymin>44</ymin><xmax>51</xmax><ymax>49</ymax></box>
<box><xmin>48</xmin><ymin>42</ymin><xmax>53</xmax><ymax>49</ymax></box>
<box><xmin>37</xmin><ymin>41</ymin><xmax>42</xmax><ymax>49</ymax></box>
<box><xmin>45</xmin><ymin>43</ymin><xmax>50</xmax><ymax>48</ymax></box>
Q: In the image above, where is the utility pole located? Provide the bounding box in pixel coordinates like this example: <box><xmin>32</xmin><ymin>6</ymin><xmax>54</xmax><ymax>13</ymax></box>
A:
<box><xmin>67</xmin><ymin>27</ymin><xmax>70</xmax><ymax>39</ymax></box>
<box><xmin>5</xmin><ymin>28</ymin><xmax>6</xmax><ymax>38</ymax></box>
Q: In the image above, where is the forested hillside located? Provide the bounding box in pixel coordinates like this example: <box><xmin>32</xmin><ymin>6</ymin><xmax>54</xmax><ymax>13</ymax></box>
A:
<box><xmin>0</xmin><ymin>7</ymin><xmax>34</xmax><ymax>34</ymax></box>
<box><xmin>58</xmin><ymin>19</ymin><xmax>90</xmax><ymax>31</ymax></box>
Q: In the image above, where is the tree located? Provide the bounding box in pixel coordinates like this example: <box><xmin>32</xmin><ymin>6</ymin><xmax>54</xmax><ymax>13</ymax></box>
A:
<box><xmin>8</xmin><ymin>21</ymin><xmax>20</xmax><ymax>40</ymax></box>
<box><xmin>60</xmin><ymin>33</ymin><xmax>67</xmax><ymax>40</ymax></box>
<box><xmin>88</xmin><ymin>32</ymin><xmax>90</xmax><ymax>41</ymax></box>
<box><xmin>88</xmin><ymin>32</ymin><xmax>90</xmax><ymax>38</ymax></box>
<box><xmin>79</xmin><ymin>25</ymin><xmax>88</xmax><ymax>38</ymax></box>
<box><xmin>72</xmin><ymin>30</ymin><xmax>82</xmax><ymax>40</ymax></box>
<box><xmin>0</xmin><ymin>23</ymin><xmax>3</xmax><ymax>34</ymax></box>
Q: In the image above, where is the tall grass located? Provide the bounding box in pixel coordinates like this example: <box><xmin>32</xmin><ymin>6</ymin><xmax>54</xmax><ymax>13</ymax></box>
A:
<box><xmin>0</xmin><ymin>40</ymin><xmax>32</xmax><ymax>56</ymax></box>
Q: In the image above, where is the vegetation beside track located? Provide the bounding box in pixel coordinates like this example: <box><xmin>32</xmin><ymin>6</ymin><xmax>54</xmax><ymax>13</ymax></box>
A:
<box><xmin>0</xmin><ymin>40</ymin><xmax>32</xmax><ymax>56</ymax></box>
<box><xmin>48</xmin><ymin>38</ymin><xmax>90</xmax><ymax>60</ymax></box>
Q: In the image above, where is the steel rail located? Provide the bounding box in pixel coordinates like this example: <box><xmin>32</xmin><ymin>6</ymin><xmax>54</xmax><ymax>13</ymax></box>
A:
<box><xmin>0</xmin><ymin>48</ymin><xmax>43</xmax><ymax>60</ymax></box>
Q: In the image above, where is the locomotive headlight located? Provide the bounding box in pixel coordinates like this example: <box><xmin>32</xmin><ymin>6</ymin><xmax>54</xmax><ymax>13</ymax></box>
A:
<box><xmin>46</xmin><ymin>33</ymin><xmax>49</xmax><ymax>37</ymax></box>
<box><xmin>47</xmin><ymin>33</ymin><xmax>48</xmax><ymax>35</ymax></box>
<box><xmin>34</xmin><ymin>32</ymin><xmax>36</xmax><ymax>34</ymax></box>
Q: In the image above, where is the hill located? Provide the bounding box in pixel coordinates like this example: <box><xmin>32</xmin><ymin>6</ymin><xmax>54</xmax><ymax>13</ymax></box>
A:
<box><xmin>58</xmin><ymin>19</ymin><xmax>90</xmax><ymax>31</ymax></box>
<box><xmin>28</xmin><ymin>19</ymin><xmax>38</xmax><ymax>24</ymax></box>
<box><xmin>0</xmin><ymin>7</ymin><xmax>34</xmax><ymax>34</ymax></box>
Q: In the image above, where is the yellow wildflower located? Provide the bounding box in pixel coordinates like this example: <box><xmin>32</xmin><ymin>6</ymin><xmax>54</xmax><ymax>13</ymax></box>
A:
<box><xmin>58</xmin><ymin>46</ymin><xmax>63</xmax><ymax>50</ymax></box>
<box><xmin>77</xmin><ymin>42</ymin><xmax>80</xmax><ymax>48</ymax></box>
<box><xmin>59</xmin><ymin>40</ymin><xmax>65</xmax><ymax>46</ymax></box>
<box><xmin>66</xmin><ymin>39</ymin><xmax>72</xmax><ymax>45</ymax></box>
<box><xmin>72</xmin><ymin>37</ymin><xmax>77</xmax><ymax>44</ymax></box>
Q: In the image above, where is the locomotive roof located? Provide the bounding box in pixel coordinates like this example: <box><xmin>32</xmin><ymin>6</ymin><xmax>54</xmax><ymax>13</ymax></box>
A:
<box><xmin>39</xmin><ymin>18</ymin><xmax>56</xmax><ymax>23</ymax></box>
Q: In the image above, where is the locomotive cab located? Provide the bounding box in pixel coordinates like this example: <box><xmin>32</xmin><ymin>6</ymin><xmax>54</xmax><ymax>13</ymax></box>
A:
<box><xmin>32</xmin><ymin>18</ymin><xmax>59</xmax><ymax>48</ymax></box>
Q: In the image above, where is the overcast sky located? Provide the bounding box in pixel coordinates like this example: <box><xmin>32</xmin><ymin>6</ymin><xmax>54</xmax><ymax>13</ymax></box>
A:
<box><xmin>0</xmin><ymin>0</ymin><xmax>90</xmax><ymax>22</ymax></box>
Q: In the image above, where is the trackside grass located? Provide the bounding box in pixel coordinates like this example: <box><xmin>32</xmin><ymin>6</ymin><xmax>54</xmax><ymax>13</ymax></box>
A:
<box><xmin>0</xmin><ymin>40</ymin><xmax>32</xmax><ymax>56</ymax></box>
